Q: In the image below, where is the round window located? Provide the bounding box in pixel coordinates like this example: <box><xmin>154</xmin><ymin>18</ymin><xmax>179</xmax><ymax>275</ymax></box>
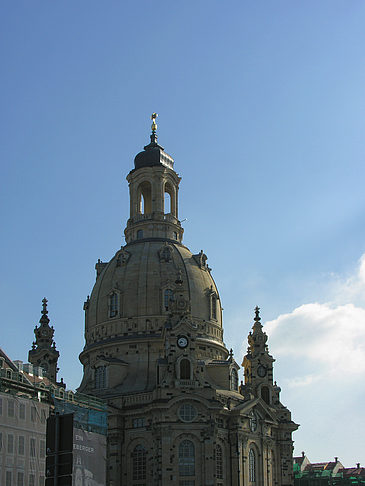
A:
<box><xmin>178</xmin><ymin>403</ymin><xmax>197</xmax><ymax>422</ymax></box>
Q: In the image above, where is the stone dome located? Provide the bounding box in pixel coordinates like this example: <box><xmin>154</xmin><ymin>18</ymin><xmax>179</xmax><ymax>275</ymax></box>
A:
<box><xmin>84</xmin><ymin>240</ymin><xmax>223</xmax><ymax>348</ymax></box>
<box><xmin>79</xmin><ymin>126</ymin><xmax>229</xmax><ymax>396</ymax></box>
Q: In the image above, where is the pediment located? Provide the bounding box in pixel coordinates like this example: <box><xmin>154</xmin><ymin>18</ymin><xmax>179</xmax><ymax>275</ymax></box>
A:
<box><xmin>234</xmin><ymin>397</ymin><xmax>278</xmax><ymax>423</ymax></box>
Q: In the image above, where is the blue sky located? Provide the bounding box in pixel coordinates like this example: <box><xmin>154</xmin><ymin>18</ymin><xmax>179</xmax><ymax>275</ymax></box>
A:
<box><xmin>1</xmin><ymin>1</ymin><xmax>364</xmax><ymax>467</ymax></box>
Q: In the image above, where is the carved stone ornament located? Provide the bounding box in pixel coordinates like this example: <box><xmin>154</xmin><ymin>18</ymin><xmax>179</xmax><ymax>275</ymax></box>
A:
<box><xmin>193</xmin><ymin>250</ymin><xmax>208</xmax><ymax>269</ymax></box>
<box><xmin>169</xmin><ymin>293</ymin><xmax>189</xmax><ymax>314</ymax></box>
<box><xmin>159</xmin><ymin>242</ymin><xmax>173</xmax><ymax>263</ymax></box>
<box><xmin>116</xmin><ymin>247</ymin><xmax>131</xmax><ymax>266</ymax></box>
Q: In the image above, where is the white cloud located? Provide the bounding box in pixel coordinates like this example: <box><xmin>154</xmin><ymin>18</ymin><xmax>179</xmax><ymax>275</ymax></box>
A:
<box><xmin>265</xmin><ymin>254</ymin><xmax>365</xmax><ymax>386</ymax></box>
<box><xmin>263</xmin><ymin>254</ymin><xmax>365</xmax><ymax>465</ymax></box>
<box><xmin>266</xmin><ymin>302</ymin><xmax>365</xmax><ymax>383</ymax></box>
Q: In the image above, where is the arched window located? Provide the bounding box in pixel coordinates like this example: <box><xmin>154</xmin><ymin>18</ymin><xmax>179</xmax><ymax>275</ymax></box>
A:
<box><xmin>179</xmin><ymin>440</ymin><xmax>195</xmax><ymax>476</ymax></box>
<box><xmin>212</xmin><ymin>295</ymin><xmax>217</xmax><ymax>320</ymax></box>
<box><xmin>137</xmin><ymin>229</ymin><xmax>143</xmax><ymax>240</ymax></box>
<box><xmin>164</xmin><ymin>191</ymin><xmax>171</xmax><ymax>214</ymax></box>
<box><xmin>261</xmin><ymin>385</ymin><xmax>270</xmax><ymax>404</ymax></box>
<box><xmin>180</xmin><ymin>359</ymin><xmax>191</xmax><ymax>380</ymax></box>
<box><xmin>132</xmin><ymin>444</ymin><xmax>147</xmax><ymax>480</ymax></box>
<box><xmin>231</xmin><ymin>369</ymin><xmax>238</xmax><ymax>391</ymax></box>
<box><xmin>216</xmin><ymin>444</ymin><xmax>223</xmax><ymax>479</ymax></box>
<box><xmin>95</xmin><ymin>366</ymin><xmax>107</xmax><ymax>389</ymax></box>
<box><xmin>164</xmin><ymin>289</ymin><xmax>174</xmax><ymax>311</ymax></box>
<box><xmin>178</xmin><ymin>404</ymin><xmax>197</xmax><ymax>422</ymax></box>
<box><xmin>249</xmin><ymin>448</ymin><xmax>256</xmax><ymax>482</ymax></box>
<box><xmin>164</xmin><ymin>182</ymin><xmax>174</xmax><ymax>215</ymax></box>
<box><xmin>109</xmin><ymin>292</ymin><xmax>118</xmax><ymax>318</ymax></box>
<box><xmin>138</xmin><ymin>181</ymin><xmax>152</xmax><ymax>214</ymax></box>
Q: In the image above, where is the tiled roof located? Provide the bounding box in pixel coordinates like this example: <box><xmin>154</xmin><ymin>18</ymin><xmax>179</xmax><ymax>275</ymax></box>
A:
<box><xmin>340</xmin><ymin>467</ymin><xmax>365</xmax><ymax>478</ymax></box>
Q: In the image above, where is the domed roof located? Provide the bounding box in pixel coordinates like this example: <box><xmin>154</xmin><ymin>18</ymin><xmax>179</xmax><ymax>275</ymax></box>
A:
<box><xmin>133</xmin><ymin>138</ymin><xmax>174</xmax><ymax>170</ymax></box>
<box><xmin>86</xmin><ymin>240</ymin><xmax>222</xmax><ymax>334</ymax></box>
<box><xmin>79</xmin><ymin>119</ymin><xmax>229</xmax><ymax>398</ymax></box>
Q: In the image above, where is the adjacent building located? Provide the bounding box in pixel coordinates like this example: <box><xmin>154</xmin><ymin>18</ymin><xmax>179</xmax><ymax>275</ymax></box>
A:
<box><xmin>0</xmin><ymin>346</ymin><xmax>52</xmax><ymax>486</ymax></box>
<box><xmin>0</xmin><ymin>300</ymin><xmax>106</xmax><ymax>486</ymax></box>
<box><xmin>294</xmin><ymin>453</ymin><xmax>365</xmax><ymax>486</ymax></box>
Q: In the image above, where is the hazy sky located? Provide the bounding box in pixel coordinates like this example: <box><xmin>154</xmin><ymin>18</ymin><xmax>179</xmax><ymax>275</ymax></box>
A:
<box><xmin>1</xmin><ymin>1</ymin><xmax>364</xmax><ymax>467</ymax></box>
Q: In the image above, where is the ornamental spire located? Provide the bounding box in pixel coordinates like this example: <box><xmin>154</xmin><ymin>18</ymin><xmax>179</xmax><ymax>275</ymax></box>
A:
<box><xmin>247</xmin><ymin>305</ymin><xmax>267</xmax><ymax>354</ymax></box>
<box><xmin>39</xmin><ymin>297</ymin><xmax>50</xmax><ymax>326</ymax></box>
<box><xmin>252</xmin><ymin>305</ymin><xmax>263</xmax><ymax>333</ymax></box>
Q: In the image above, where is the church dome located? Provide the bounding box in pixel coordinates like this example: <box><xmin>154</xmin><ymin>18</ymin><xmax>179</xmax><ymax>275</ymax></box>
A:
<box><xmin>85</xmin><ymin>240</ymin><xmax>222</xmax><ymax>338</ymax></box>
<box><xmin>79</xmin><ymin>119</ymin><xmax>228</xmax><ymax>396</ymax></box>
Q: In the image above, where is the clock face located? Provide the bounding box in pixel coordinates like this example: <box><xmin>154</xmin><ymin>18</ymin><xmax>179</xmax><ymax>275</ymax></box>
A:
<box><xmin>257</xmin><ymin>365</ymin><xmax>266</xmax><ymax>377</ymax></box>
<box><xmin>177</xmin><ymin>336</ymin><xmax>188</xmax><ymax>348</ymax></box>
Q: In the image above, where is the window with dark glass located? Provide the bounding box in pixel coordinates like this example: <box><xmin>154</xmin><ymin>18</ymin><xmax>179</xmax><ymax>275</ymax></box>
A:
<box><xmin>132</xmin><ymin>444</ymin><xmax>147</xmax><ymax>480</ymax></box>
<box><xmin>31</xmin><ymin>406</ymin><xmax>37</xmax><ymax>422</ymax></box>
<box><xmin>30</xmin><ymin>438</ymin><xmax>36</xmax><ymax>457</ymax></box>
<box><xmin>18</xmin><ymin>436</ymin><xmax>25</xmax><ymax>455</ymax></box>
<box><xmin>40</xmin><ymin>440</ymin><xmax>46</xmax><ymax>457</ymax></box>
<box><xmin>6</xmin><ymin>471</ymin><xmax>12</xmax><ymax>486</ymax></box>
<box><xmin>109</xmin><ymin>292</ymin><xmax>118</xmax><ymax>318</ymax></box>
<box><xmin>132</xmin><ymin>418</ymin><xmax>145</xmax><ymax>428</ymax></box>
<box><xmin>216</xmin><ymin>444</ymin><xmax>223</xmax><ymax>479</ymax></box>
<box><xmin>261</xmin><ymin>385</ymin><xmax>270</xmax><ymax>404</ymax></box>
<box><xmin>19</xmin><ymin>403</ymin><xmax>25</xmax><ymax>419</ymax></box>
<box><xmin>178</xmin><ymin>404</ymin><xmax>197</xmax><ymax>422</ymax></box>
<box><xmin>17</xmin><ymin>471</ymin><xmax>24</xmax><ymax>486</ymax></box>
<box><xmin>8</xmin><ymin>399</ymin><xmax>14</xmax><ymax>417</ymax></box>
<box><xmin>179</xmin><ymin>440</ymin><xmax>195</xmax><ymax>476</ymax></box>
<box><xmin>95</xmin><ymin>366</ymin><xmax>107</xmax><ymax>389</ymax></box>
<box><xmin>212</xmin><ymin>295</ymin><xmax>217</xmax><ymax>319</ymax></box>
<box><xmin>180</xmin><ymin>359</ymin><xmax>191</xmax><ymax>380</ymax></box>
<box><xmin>40</xmin><ymin>409</ymin><xmax>47</xmax><ymax>424</ymax></box>
<box><xmin>8</xmin><ymin>434</ymin><xmax>14</xmax><ymax>453</ymax></box>
<box><xmin>249</xmin><ymin>448</ymin><xmax>256</xmax><ymax>482</ymax></box>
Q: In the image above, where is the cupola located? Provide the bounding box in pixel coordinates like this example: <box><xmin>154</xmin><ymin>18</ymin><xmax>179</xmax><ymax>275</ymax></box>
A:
<box><xmin>124</xmin><ymin>113</ymin><xmax>184</xmax><ymax>244</ymax></box>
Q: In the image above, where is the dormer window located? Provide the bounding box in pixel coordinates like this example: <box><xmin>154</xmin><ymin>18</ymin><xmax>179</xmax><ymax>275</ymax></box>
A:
<box><xmin>109</xmin><ymin>292</ymin><xmax>118</xmax><ymax>318</ymax></box>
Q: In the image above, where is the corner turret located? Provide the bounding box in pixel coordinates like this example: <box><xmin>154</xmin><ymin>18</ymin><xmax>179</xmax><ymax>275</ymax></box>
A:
<box><xmin>28</xmin><ymin>298</ymin><xmax>64</xmax><ymax>386</ymax></box>
<box><xmin>242</xmin><ymin>306</ymin><xmax>276</xmax><ymax>404</ymax></box>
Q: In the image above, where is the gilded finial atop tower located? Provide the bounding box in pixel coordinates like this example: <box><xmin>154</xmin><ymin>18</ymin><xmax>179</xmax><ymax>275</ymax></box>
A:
<box><xmin>149</xmin><ymin>113</ymin><xmax>158</xmax><ymax>144</ymax></box>
<box><xmin>151</xmin><ymin>112</ymin><xmax>158</xmax><ymax>132</ymax></box>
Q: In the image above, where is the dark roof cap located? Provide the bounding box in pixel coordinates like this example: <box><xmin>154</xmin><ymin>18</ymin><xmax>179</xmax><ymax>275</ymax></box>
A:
<box><xmin>134</xmin><ymin>130</ymin><xmax>174</xmax><ymax>170</ymax></box>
